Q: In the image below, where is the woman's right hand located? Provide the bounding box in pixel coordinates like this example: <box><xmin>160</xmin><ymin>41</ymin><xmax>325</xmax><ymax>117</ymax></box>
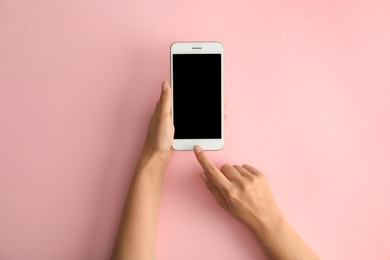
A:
<box><xmin>193</xmin><ymin>145</ymin><xmax>283</xmax><ymax>231</ymax></box>
<box><xmin>193</xmin><ymin>145</ymin><xmax>319</xmax><ymax>259</ymax></box>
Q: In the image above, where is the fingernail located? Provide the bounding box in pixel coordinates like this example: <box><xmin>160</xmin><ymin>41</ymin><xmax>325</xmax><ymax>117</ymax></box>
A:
<box><xmin>193</xmin><ymin>145</ymin><xmax>202</xmax><ymax>153</ymax></box>
<box><xmin>200</xmin><ymin>172</ymin><xmax>209</xmax><ymax>182</ymax></box>
<box><xmin>162</xmin><ymin>81</ymin><xmax>167</xmax><ymax>92</ymax></box>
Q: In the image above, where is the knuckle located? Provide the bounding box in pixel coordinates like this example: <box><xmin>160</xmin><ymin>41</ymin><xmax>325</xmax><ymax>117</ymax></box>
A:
<box><xmin>159</xmin><ymin>92</ymin><xmax>167</xmax><ymax>102</ymax></box>
<box><xmin>159</xmin><ymin>97</ymin><xmax>166</xmax><ymax>104</ymax></box>
<box><xmin>205</xmin><ymin>165</ymin><xmax>217</xmax><ymax>175</ymax></box>
<box><xmin>220</xmin><ymin>163</ymin><xmax>232</xmax><ymax>172</ymax></box>
<box><xmin>256</xmin><ymin>172</ymin><xmax>267</xmax><ymax>182</ymax></box>
<box><xmin>242</xmin><ymin>182</ymin><xmax>254</xmax><ymax>193</ymax></box>
<box><xmin>226</xmin><ymin>188</ymin><xmax>240</xmax><ymax>203</ymax></box>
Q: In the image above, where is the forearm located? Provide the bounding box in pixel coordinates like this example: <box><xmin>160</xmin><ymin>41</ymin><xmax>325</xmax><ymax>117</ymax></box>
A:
<box><xmin>112</xmin><ymin>153</ymin><xmax>168</xmax><ymax>260</ymax></box>
<box><xmin>251</xmin><ymin>213</ymin><xmax>319</xmax><ymax>260</ymax></box>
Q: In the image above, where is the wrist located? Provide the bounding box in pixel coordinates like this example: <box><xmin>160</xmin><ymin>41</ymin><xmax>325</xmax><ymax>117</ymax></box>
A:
<box><xmin>248</xmin><ymin>208</ymin><xmax>285</xmax><ymax>242</ymax></box>
<box><xmin>138</xmin><ymin>149</ymin><xmax>171</xmax><ymax>170</ymax></box>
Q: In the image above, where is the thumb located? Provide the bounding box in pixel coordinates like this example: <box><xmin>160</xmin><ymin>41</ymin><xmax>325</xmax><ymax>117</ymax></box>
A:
<box><xmin>157</xmin><ymin>81</ymin><xmax>172</xmax><ymax>115</ymax></box>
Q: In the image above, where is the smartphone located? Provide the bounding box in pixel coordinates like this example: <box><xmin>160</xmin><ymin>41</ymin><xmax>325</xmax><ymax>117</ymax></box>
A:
<box><xmin>170</xmin><ymin>42</ymin><xmax>224</xmax><ymax>150</ymax></box>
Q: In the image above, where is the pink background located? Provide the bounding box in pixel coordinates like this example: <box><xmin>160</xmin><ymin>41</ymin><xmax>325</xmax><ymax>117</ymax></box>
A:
<box><xmin>1</xmin><ymin>0</ymin><xmax>389</xmax><ymax>259</ymax></box>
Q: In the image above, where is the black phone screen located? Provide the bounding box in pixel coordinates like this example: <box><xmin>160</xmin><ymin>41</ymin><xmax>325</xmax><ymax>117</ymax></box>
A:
<box><xmin>172</xmin><ymin>54</ymin><xmax>222</xmax><ymax>139</ymax></box>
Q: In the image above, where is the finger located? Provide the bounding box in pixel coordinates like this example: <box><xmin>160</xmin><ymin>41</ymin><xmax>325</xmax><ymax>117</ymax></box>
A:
<box><xmin>233</xmin><ymin>165</ymin><xmax>255</xmax><ymax>179</ymax></box>
<box><xmin>200</xmin><ymin>172</ymin><xmax>228</xmax><ymax>210</ymax></box>
<box><xmin>220</xmin><ymin>164</ymin><xmax>241</xmax><ymax>182</ymax></box>
<box><xmin>157</xmin><ymin>81</ymin><xmax>172</xmax><ymax>115</ymax></box>
<box><xmin>242</xmin><ymin>164</ymin><xmax>263</xmax><ymax>177</ymax></box>
<box><xmin>193</xmin><ymin>145</ymin><xmax>231</xmax><ymax>191</ymax></box>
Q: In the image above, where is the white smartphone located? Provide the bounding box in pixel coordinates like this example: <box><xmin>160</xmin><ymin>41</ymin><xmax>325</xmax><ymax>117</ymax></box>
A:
<box><xmin>170</xmin><ymin>42</ymin><xmax>224</xmax><ymax>150</ymax></box>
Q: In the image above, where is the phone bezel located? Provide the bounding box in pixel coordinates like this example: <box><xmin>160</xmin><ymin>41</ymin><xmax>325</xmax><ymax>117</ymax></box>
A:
<box><xmin>170</xmin><ymin>42</ymin><xmax>224</xmax><ymax>151</ymax></box>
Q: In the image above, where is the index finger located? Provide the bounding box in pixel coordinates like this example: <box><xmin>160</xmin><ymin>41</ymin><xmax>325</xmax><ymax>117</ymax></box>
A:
<box><xmin>193</xmin><ymin>145</ymin><xmax>231</xmax><ymax>191</ymax></box>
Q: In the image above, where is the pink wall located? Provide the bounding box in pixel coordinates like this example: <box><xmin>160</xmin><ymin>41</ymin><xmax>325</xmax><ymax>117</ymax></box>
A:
<box><xmin>1</xmin><ymin>0</ymin><xmax>389</xmax><ymax>259</ymax></box>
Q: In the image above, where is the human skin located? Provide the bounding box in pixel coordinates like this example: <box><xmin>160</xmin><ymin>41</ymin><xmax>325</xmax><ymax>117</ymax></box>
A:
<box><xmin>111</xmin><ymin>81</ymin><xmax>174</xmax><ymax>260</ymax></box>
<box><xmin>111</xmin><ymin>80</ymin><xmax>319</xmax><ymax>260</ymax></box>
<box><xmin>193</xmin><ymin>145</ymin><xmax>319</xmax><ymax>260</ymax></box>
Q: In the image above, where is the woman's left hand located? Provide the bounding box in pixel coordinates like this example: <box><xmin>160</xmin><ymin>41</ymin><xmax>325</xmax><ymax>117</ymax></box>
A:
<box><xmin>141</xmin><ymin>81</ymin><xmax>174</xmax><ymax>165</ymax></box>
